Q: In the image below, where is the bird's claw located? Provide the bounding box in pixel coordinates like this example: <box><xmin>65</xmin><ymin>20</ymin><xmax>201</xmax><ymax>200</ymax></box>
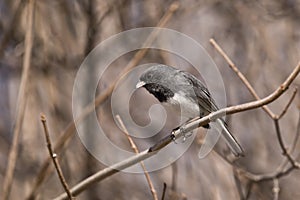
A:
<box><xmin>171</xmin><ymin>131</ymin><xmax>177</xmax><ymax>144</ymax></box>
<box><xmin>172</xmin><ymin>126</ymin><xmax>193</xmax><ymax>143</ymax></box>
<box><xmin>182</xmin><ymin>132</ymin><xmax>192</xmax><ymax>143</ymax></box>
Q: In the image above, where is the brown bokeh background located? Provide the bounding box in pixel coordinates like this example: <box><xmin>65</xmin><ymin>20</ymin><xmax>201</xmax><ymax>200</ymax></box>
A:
<box><xmin>0</xmin><ymin>0</ymin><xmax>300</xmax><ymax>199</ymax></box>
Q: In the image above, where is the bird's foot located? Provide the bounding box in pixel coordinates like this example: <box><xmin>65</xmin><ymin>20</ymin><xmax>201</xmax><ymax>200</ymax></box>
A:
<box><xmin>171</xmin><ymin>130</ymin><xmax>177</xmax><ymax>144</ymax></box>
<box><xmin>182</xmin><ymin>132</ymin><xmax>193</xmax><ymax>142</ymax></box>
<box><xmin>202</xmin><ymin>123</ymin><xmax>210</xmax><ymax>129</ymax></box>
<box><xmin>172</xmin><ymin>125</ymin><xmax>187</xmax><ymax>144</ymax></box>
<box><xmin>172</xmin><ymin>126</ymin><xmax>193</xmax><ymax>143</ymax></box>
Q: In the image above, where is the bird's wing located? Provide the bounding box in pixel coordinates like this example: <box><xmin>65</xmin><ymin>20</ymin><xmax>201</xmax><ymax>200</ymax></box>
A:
<box><xmin>179</xmin><ymin>70</ymin><xmax>219</xmax><ymax>113</ymax></box>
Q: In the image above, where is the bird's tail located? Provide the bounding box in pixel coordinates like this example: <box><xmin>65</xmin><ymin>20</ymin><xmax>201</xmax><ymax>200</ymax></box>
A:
<box><xmin>216</xmin><ymin>118</ymin><xmax>244</xmax><ymax>157</ymax></box>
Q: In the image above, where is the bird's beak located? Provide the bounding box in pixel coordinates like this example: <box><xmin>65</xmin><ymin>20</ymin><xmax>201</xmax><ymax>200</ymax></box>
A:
<box><xmin>136</xmin><ymin>81</ymin><xmax>146</xmax><ymax>89</ymax></box>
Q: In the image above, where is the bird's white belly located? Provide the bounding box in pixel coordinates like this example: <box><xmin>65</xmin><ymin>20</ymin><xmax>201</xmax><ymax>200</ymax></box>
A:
<box><xmin>165</xmin><ymin>92</ymin><xmax>200</xmax><ymax>118</ymax></box>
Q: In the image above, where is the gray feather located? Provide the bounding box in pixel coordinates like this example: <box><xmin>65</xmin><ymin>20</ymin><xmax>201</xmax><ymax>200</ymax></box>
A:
<box><xmin>138</xmin><ymin>64</ymin><xmax>244</xmax><ymax>157</ymax></box>
<box><xmin>216</xmin><ymin>118</ymin><xmax>244</xmax><ymax>156</ymax></box>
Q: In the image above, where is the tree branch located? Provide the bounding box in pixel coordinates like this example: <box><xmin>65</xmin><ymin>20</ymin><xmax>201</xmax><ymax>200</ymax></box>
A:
<box><xmin>209</xmin><ymin>38</ymin><xmax>275</xmax><ymax>118</ymax></box>
<box><xmin>210</xmin><ymin>38</ymin><xmax>300</xmax><ymax>197</ymax></box>
<box><xmin>54</xmin><ymin>61</ymin><xmax>300</xmax><ymax>200</ymax></box>
<box><xmin>2</xmin><ymin>0</ymin><xmax>35</xmax><ymax>199</ymax></box>
<box><xmin>277</xmin><ymin>88</ymin><xmax>297</xmax><ymax>119</ymax></box>
<box><xmin>274</xmin><ymin>119</ymin><xmax>300</xmax><ymax>168</ymax></box>
<box><xmin>40</xmin><ymin>114</ymin><xmax>74</xmax><ymax>200</ymax></box>
<box><xmin>161</xmin><ymin>183</ymin><xmax>167</xmax><ymax>200</ymax></box>
<box><xmin>272</xmin><ymin>178</ymin><xmax>279</xmax><ymax>200</ymax></box>
<box><xmin>116</xmin><ymin>115</ymin><xmax>158</xmax><ymax>200</ymax></box>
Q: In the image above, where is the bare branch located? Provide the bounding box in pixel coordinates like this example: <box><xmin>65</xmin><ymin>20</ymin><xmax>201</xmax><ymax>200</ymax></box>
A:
<box><xmin>277</xmin><ymin>88</ymin><xmax>298</xmax><ymax>119</ymax></box>
<box><xmin>54</xmin><ymin>149</ymin><xmax>156</xmax><ymax>200</ymax></box>
<box><xmin>210</xmin><ymin>38</ymin><xmax>298</xmax><ymax>120</ymax></box>
<box><xmin>244</xmin><ymin>181</ymin><xmax>253</xmax><ymax>200</ymax></box>
<box><xmin>274</xmin><ymin>119</ymin><xmax>300</xmax><ymax>168</ymax></box>
<box><xmin>116</xmin><ymin>115</ymin><xmax>139</xmax><ymax>153</ymax></box>
<box><xmin>239</xmin><ymin>160</ymin><xmax>297</xmax><ymax>183</ymax></box>
<box><xmin>54</xmin><ymin>61</ymin><xmax>300</xmax><ymax>200</ymax></box>
<box><xmin>40</xmin><ymin>114</ymin><xmax>74</xmax><ymax>200</ymax></box>
<box><xmin>233</xmin><ymin>169</ymin><xmax>245</xmax><ymax>199</ymax></box>
<box><xmin>161</xmin><ymin>183</ymin><xmax>167</xmax><ymax>200</ymax></box>
<box><xmin>26</xmin><ymin>124</ymin><xmax>73</xmax><ymax>200</ymax></box>
<box><xmin>171</xmin><ymin>163</ymin><xmax>178</xmax><ymax>191</ymax></box>
<box><xmin>291</xmin><ymin>110</ymin><xmax>300</xmax><ymax>154</ymax></box>
<box><xmin>115</xmin><ymin>115</ymin><xmax>158</xmax><ymax>200</ymax></box>
<box><xmin>2</xmin><ymin>0</ymin><xmax>35</xmax><ymax>199</ymax></box>
<box><xmin>210</xmin><ymin>38</ymin><xmax>300</xmax><ymax>192</ymax></box>
<box><xmin>209</xmin><ymin>38</ymin><xmax>275</xmax><ymax>118</ymax></box>
<box><xmin>275</xmin><ymin>110</ymin><xmax>300</xmax><ymax>174</ymax></box>
<box><xmin>176</xmin><ymin>61</ymin><xmax>299</xmax><ymax>135</ymax></box>
<box><xmin>272</xmin><ymin>178</ymin><xmax>279</xmax><ymax>200</ymax></box>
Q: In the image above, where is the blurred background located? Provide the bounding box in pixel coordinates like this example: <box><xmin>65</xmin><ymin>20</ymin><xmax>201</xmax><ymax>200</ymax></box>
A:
<box><xmin>0</xmin><ymin>0</ymin><xmax>300</xmax><ymax>199</ymax></box>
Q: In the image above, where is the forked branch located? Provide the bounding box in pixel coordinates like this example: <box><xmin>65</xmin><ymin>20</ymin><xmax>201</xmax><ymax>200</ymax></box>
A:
<box><xmin>54</xmin><ymin>61</ymin><xmax>300</xmax><ymax>200</ymax></box>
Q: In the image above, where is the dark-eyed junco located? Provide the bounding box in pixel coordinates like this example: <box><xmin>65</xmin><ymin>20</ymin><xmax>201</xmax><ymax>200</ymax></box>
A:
<box><xmin>136</xmin><ymin>64</ymin><xmax>244</xmax><ymax>157</ymax></box>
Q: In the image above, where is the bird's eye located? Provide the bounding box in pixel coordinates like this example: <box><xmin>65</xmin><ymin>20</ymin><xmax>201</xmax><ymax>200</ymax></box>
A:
<box><xmin>146</xmin><ymin>73</ymin><xmax>153</xmax><ymax>80</ymax></box>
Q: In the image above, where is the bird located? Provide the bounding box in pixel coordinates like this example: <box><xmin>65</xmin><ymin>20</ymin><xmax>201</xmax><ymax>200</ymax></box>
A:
<box><xmin>136</xmin><ymin>64</ymin><xmax>244</xmax><ymax>157</ymax></box>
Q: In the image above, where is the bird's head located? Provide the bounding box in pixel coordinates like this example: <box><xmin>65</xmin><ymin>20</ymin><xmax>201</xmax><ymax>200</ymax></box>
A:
<box><xmin>136</xmin><ymin>65</ymin><xmax>177</xmax><ymax>88</ymax></box>
<box><xmin>136</xmin><ymin>65</ymin><xmax>177</xmax><ymax>102</ymax></box>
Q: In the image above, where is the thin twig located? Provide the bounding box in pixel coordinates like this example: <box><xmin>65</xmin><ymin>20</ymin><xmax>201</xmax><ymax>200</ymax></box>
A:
<box><xmin>291</xmin><ymin>110</ymin><xmax>300</xmax><ymax>154</ymax></box>
<box><xmin>54</xmin><ymin>149</ymin><xmax>156</xmax><ymax>200</ymax></box>
<box><xmin>54</xmin><ymin>61</ymin><xmax>300</xmax><ymax>200</ymax></box>
<box><xmin>171</xmin><ymin>163</ymin><xmax>177</xmax><ymax>191</ymax></box>
<box><xmin>275</xmin><ymin>110</ymin><xmax>300</xmax><ymax>174</ymax></box>
<box><xmin>115</xmin><ymin>115</ymin><xmax>158</xmax><ymax>200</ymax></box>
<box><xmin>277</xmin><ymin>88</ymin><xmax>298</xmax><ymax>119</ymax></box>
<box><xmin>210</xmin><ymin>38</ymin><xmax>298</xmax><ymax>121</ymax></box>
<box><xmin>272</xmin><ymin>178</ymin><xmax>279</xmax><ymax>200</ymax></box>
<box><xmin>238</xmin><ymin>148</ymin><xmax>300</xmax><ymax>183</ymax></box>
<box><xmin>180</xmin><ymin>61</ymin><xmax>300</xmax><ymax>129</ymax></box>
<box><xmin>40</xmin><ymin>114</ymin><xmax>74</xmax><ymax>200</ymax></box>
<box><xmin>26</xmin><ymin>128</ymin><xmax>72</xmax><ymax>200</ymax></box>
<box><xmin>115</xmin><ymin>115</ymin><xmax>140</xmax><ymax>154</ymax></box>
<box><xmin>2</xmin><ymin>0</ymin><xmax>35</xmax><ymax>199</ymax></box>
<box><xmin>210</xmin><ymin>38</ymin><xmax>300</xmax><ymax>187</ymax></box>
<box><xmin>27</xmin><ymin>3</ymin><xmax>179</xmax><ymax>198</ymax></box>
<box><xmin>244</xmin><ymin>181</ymin><xmax>253</xmax><ymax>200</ymax></box>
<box><xmin>209</xmin><ymin>38</ymin><xmax>275</xmax><ymax>118</ymax></box>
<box><xmin>161</xmin><ymin>183</ymin><xmax>167</xmax><ymax>200</ymax></box>
<box><xmin>239</xmin><ymin>162</ymin><xmax>296</xmax><ymax>183</ymax></box>
<box><xmin>273</xmin><ymin>119</ymin><xmax>300</xmax><ymax>168</ymax></box>
<box><xmin>233</xmin><ymin>169</ymin><xmax>245</xmax><ymax>200</ymax></box>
